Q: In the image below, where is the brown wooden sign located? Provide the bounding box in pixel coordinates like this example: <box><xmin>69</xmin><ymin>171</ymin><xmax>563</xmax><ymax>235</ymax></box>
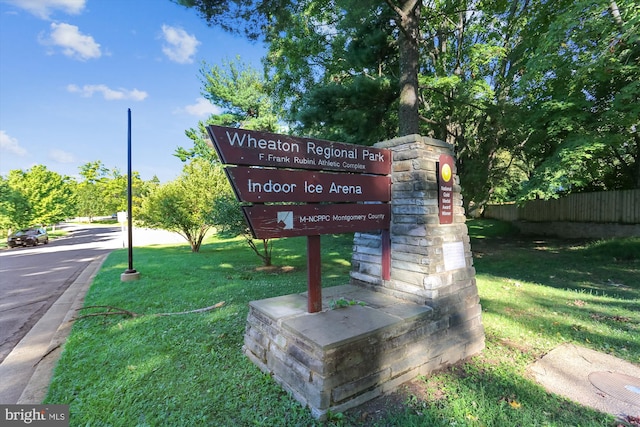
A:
<box><xmin>207</xmin><ymin>125</ymin><xmax>391</xmax><ymax>175</ymax></box>
<box><xmin>207</xmin><ymin>125</ymin><xmax>392</xmax><ymax>311</ymax></box>
<box><xmin>438</xmin><ymin>154</ymin><xmax>454</xmax><ymax>224</ymax></box>
<box><xmin>242</xmin><ymin>203</ymin><xmax>391</xmax><ymax>239</ymax></box>
<box><xmin>225</xmin><ymin>166</ymin><xmax>390</xmax><ymax>203</ymax></box>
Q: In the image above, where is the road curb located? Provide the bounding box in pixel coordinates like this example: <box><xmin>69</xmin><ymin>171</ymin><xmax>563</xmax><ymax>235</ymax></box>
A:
<box><xmin>0</xmin><ymin>254</ymin><xmax>108</xmax><ymax>404</ymax></box>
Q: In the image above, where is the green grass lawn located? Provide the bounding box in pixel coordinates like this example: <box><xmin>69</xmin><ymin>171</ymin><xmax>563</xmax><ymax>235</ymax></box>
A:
<box><xmin>44</xmin><ymin>220</ymin><xmax>639</xmax><ymax>426</ymax></box>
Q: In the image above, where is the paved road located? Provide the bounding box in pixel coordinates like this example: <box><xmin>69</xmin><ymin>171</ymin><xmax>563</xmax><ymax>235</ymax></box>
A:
<box><xmin>0</xmin><ymin>224</ymin><xmax>121</xmax><ymax>364</ymax></box>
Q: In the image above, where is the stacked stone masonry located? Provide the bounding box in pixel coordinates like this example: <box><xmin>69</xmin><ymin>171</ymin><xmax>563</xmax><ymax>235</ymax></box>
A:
<box><xmin>243</xmin><ymin>285</ymin><xmax>484</xmax><ymax>419</ymax></box>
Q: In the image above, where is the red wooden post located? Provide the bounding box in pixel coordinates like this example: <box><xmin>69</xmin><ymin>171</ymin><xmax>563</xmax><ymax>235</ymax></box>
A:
<box><xmin>382</xmin><ymin>229</ymin><xmax>391</xmax><ymax>281</ymax></box>
<box><xmin>307</xmin><ymin>235</ymin><xmax>322</xmax><ymax>313</ymax></box>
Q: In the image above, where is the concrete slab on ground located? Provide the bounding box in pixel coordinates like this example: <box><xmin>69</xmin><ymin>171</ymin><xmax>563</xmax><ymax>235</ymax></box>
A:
<box><xmin>529</xmin><ymin>343</ymin><xmax>640</xmax><ymax>419</ymax></box>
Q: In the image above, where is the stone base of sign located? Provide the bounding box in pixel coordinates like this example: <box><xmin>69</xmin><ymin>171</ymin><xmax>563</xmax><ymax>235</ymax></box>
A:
<box><xmin>351</xmin><ymin>134</ymin><xmax>479</xmax><ymax>305</ymax></box>
<box><xmin>243</xmin><ymin>284</ymin><xmax>484</xmax><ymax>420</ymax></box>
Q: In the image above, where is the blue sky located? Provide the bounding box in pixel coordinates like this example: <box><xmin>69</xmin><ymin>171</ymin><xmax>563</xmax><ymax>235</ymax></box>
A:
<box><xmin>0</xmin><ymin>0</ymin><xmax>265</xmax><ymax>182</ymax></box>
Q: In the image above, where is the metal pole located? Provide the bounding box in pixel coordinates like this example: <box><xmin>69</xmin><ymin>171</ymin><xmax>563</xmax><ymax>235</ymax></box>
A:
<box><xmin>125</xmin><ymin>108</ymin><xmax>136</xmax><ymax>274</ymax></box>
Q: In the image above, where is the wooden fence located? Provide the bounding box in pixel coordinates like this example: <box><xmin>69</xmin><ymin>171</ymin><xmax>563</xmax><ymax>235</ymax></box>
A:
<box><xmin>484</xmin><ymin>189</ymin><xmax>640</xmax><ymax>224</ymax></box>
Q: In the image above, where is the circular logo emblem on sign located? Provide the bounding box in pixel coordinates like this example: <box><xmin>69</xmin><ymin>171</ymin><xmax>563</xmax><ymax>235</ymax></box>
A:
<box><xmin>441</xmin><ymin>163</ymin><xmax>452</xmax><ymax>182</ymax></box>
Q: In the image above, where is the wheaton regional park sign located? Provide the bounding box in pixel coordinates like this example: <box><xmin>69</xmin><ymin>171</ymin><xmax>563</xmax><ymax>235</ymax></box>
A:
<box><xmin>206</xmin><ymin>125</ymin><xmax>392</xmax><ymax>312</ymax></box>
<box><xmin>206</xmin><ymin>126</ymin><xmax>391</xmax><ymax>239</ymax></box>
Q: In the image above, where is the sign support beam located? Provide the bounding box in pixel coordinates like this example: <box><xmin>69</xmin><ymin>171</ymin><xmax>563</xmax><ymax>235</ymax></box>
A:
<box><xmin>382</xmin><ymin>229</ymin><xmax>391</xmax><ymax>281</ymax></box>
<box><xmin>307</xmin><ymin>235</ymin><xmax>322</xmax><ymax>313</ymax></box>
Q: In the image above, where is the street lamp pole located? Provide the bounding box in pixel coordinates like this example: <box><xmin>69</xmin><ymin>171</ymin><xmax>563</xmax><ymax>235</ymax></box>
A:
<box><xmin>122</xmin><ymin>108</ymin><xmax>140</xmax><ymax>282</ymax></box>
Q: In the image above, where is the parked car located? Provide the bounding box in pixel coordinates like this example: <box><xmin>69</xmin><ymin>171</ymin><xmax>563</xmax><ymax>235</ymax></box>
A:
<box><xmin>7</xmin><ymin>227</ymin><xmax>49</xmax><ymax>248</ymax></box>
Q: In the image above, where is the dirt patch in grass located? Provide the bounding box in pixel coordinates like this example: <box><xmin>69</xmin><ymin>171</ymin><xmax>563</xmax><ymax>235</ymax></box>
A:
<box><xmin>342</xmin><ymin>380</ymin><xmax>424</xmax><ymax>425</ymax></box>
<box><xmin>343</xmin><ymin>368</ymin><xmax>457</xmax><ymax>426</ymax></box>
<box><xmin>498</xmin><ymin>337</ymin><xmax>534</xmax><ymax>355</ymax></box>
<box><xmin>255</xmin><ymin>265</ymin><xmax>296</xmax><ymax>273</ymax></box>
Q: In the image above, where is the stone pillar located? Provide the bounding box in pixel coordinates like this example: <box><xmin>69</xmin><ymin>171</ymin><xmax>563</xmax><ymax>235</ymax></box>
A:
<box><xmin>351</xmin><ymin>133</ymin><xmax>483</xmax><ymax>346</ymax></box>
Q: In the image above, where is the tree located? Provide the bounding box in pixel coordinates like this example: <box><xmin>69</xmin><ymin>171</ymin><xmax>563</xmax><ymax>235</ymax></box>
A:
<box><xmin>76</xmin><ymin>161</ymin><xmax>110</xmax><ymax>221</ymax></box>
<box><xmin>0</xmin><ymin>176</ymin><xmax>32</xmax><ymax>232</ymax></box>
<box><xmin>201</xmin><ymin>56</ymin><xmax>280</xmax><ymax>131</ymax></box>
<box><xmin>176</xmin><ymin>57</ymin><xmax>281</xmax><ymax>264</ymax></box>
<box><xmin>175</xmin><ymin>0</ymin><xmax>272</xmax><ymax>39</ymax></box>
<box><xmin>139</xmin><ymin>158</ymin><xmax>231</xmax><ymax>252</ymax></box>
<box><xmin>266</xmin><ymin>1</ymin><xmax>399</xmax><ymax>144</ymax></box>
<box><xmin>212</xmin><ymin>193</ymin><xmax>274</xmax><ymax>266</ymax></box>
<box><xmin>267</xmin><ymin>0</ymin><xmax>639</xmax><ymax>204</ymax></box>
<box><xmin>510</xmin><ymin>0</ymin><xmax>640</xmax><ymax>199</ymax></box>
<box><xmin>175</xmin><ymin>120</ymin><xmax>220</xmax><ymax>163</ymax></box>
<box><xmin>386</xmin><ymin>0</ymin><xmax>421</xmax><ymax>136</ymax></box>
<box><xmin>262</xmin><ymin>0</ymin><xmax>525</xmax><ymax>208</ymax></box>
<box><xmin>75</xmin><ymin>182</ymin><xmax>103</xmax><ymax>221</ymax></box>
<box><xmin>176</xmin><ymin>0</ymin><xmax>422</xmax><ymax>135</ymax></box>
<box><xmin>176</xmin><ymin>57</ymin><xmax>281</xmax><ymax>162</ymax></box>
<box><xmin>7</xmin><ymin>166</ymin><xmax>75</xmax><ymax>226</ymax></box>
<box><xmin>102</xmin><ymin>169</ymin><xmax>150</xmax><ymax>217</ymax></box>
<box><xmin>76</xmin><ymin>161</ymin><xmax>150</xmax><ymax>220</ymax></box>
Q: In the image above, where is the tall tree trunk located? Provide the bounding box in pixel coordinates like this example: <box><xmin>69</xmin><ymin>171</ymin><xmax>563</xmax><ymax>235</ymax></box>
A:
<box><xmin>634</xmin><ymin>133</ymin><xmax>640</xmax><ymax>189</ymax></box>
<box><xmin>608</xmin><ymin>1</ymin><xmax>624</xmax><ymax>31</ymax></box>
<box><xmin>388</xmin><ymin>0</ymin><xmax>421</xmax><ymax>136</ymax></box>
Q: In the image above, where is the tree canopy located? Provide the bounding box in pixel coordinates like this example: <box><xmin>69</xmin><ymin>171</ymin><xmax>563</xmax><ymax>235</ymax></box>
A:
<box><xmin>75</xmin><ymin>160</ymin><xmax>151</xmax><ymax>221</ymax></box>
<box><xmin>0</xmin><ymin>176</ymin><xmax>32</xmax><ymax>231</ymax></box>
<box><xmin>175</xmin><ymin>57</ymin><xmax>281</xmax><ymax>163</ymax></box>
<box><xmin>175</xmin><ymin>56</ymin><xmax>282</xmax><ymax>264</ymax></box>
<box><xmin>5</xmin><ymin>165</ymin><xmax>75</xmax><ymax>227</ymax></box>
<box><xmin>177</xmin><ymin>0</ymin><xmax>639</xmax><ymax>209</ymax></box>
<box><xmin>0</xmin><ymin>161</ymin><xmax>156</xmax><ymax>235</ymax></box>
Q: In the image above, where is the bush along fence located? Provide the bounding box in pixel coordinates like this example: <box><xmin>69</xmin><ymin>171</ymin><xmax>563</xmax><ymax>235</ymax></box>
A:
<box><xmin>484</xmin><ymin>189</ymin><xmax>640</xmax><ymax>238</ymax></box>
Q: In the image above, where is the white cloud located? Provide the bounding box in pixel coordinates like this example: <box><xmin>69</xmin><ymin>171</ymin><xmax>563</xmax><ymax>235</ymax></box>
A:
<box><xmin>67</xmin><ymin>84</ymin><xmax>148</xmax><ymax>101</ymax></box>
<box><xmin>182</xmin><ymin>97</ymin><xmax>223</xmax><ymax>117</ymax></box>
<box><xmin>49</xmin><ymin>148</ymin><xmax>75</xmax><ymax>163</ymax></box>
<box><xmin>40</xmin><ymin>22</ymin><xmax>101</xmax><ymax>61</ymax></box>
<box><xmin>2</xmin><ymin>0</ymin><xmax>85</xmax><ymax>19</ymax></box>
<box><xmin>161</xmin><ymin>24</ymin><xmax>200</xmax><ymax>64</ymax></box>
<box><xmin>0</xmin><ymin>130</ymin><xmax>28</xmax><ymax>156</ymax></box>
